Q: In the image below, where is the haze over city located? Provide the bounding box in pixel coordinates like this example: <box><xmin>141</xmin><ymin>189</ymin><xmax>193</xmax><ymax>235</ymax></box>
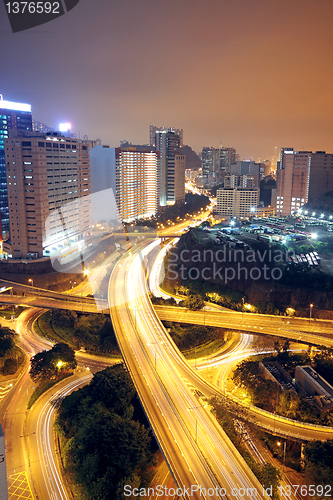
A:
<box><xmin>1</xmin><ymin>0</ymin><xmax>333</xmax><ymax>159</ymax></box>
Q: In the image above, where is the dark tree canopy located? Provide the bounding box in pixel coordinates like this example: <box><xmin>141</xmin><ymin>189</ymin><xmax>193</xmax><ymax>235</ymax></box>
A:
<box><xmin>179</xmin><ymin>294</ymin><xmax>205</xmax><ymax>310</ymax></box>
<box><xmin>0</xmin><ymin>326</ymin><xmax>15</xmax><ymax>356</ymax></box>
<box><xmin>30</xmin><ymin>342</ymin><xmax>76</xmax><ymax>382</ymax></box>
<box><xmin>51</xmin><ymin>309</ymin><xmax>78</xmax><ymax>328</ymax></box>
<box><xmin>56</xmin><ymin>365</ymin><xmax>156</xmax><ymax>500</ymax></box>
<box><xmin>304</xmin><ymin>440</ymin><xmax>333</xmax><ymax>487</ymax></box>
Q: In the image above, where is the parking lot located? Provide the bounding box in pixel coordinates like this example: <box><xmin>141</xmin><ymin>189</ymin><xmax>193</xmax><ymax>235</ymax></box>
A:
<box><xmin>205</xmin><ymin>214</ymin><xmax>333</xmax><ymax>275</ymax></box>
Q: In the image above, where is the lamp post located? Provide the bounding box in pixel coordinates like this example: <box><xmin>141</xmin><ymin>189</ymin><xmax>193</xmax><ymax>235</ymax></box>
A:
<box><xmin>277</xmin><ymin>441</ymin><xmax>286</xmax><ymax>467</ymax></box>
<box><xmin>148</xmin><ymin>340</ymin><xmax>165</xmax><ymax>370</ymax></box>
<box><xmin>28</xmin><ymin>278</ymin><xmax>33</xmax><ymax>288</ymax></box>
<box><xmin>187</xmin><ymin>404</ymin><xmax>207</xmax><ymax>444</ymax></box>
<box><xmin>242</xmin><ymin>297</ymin><xmax>245</xmax><ymax>318</ymax></box>
<box><xmin>309</xmin><ymin>303</ymin><xmax>313</xmax><ymax>323</ymax></box>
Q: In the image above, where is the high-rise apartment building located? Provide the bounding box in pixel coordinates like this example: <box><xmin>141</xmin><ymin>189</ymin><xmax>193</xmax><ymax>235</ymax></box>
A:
<box><xmin>201</xmin><ymin>147</ymin><xmax>220</xmax><ymax>176</ymax></box>
<box><xmin>155</xmin><ymin>130</ymin><xmax>185</xmax><ymax>206</ymax></box>
<box><xmin>219</xmin><ymin>147</ymin><xmax>236</xmax><ymax>173</ymax></box>
<box><xmin>150</xmin><ymin>126</ymin><xmax>183</xmax><ymax>147</ymax></box>
<box><xmin>115</xmin><ymin>145</ymin><xmax>160</xmax><ymax>222</ymax></box>
<box><xmin>276</xmin><ymin>148</ymin><xmax>311</xmax><ymax>215</ymax></box>
<box><xmin>216</xmin><ymin>187</ymin><xmax>259</xmax><ymax>218</ymax></box>
<box><xmin>5</xmin><ymin>131</ymin><xmax>91</xmax><ymax>259</ymax></box>
<box><xmin>0</xmin><ymin>95</ymin><xmax>32</xmax><ymax>235</ymax></box>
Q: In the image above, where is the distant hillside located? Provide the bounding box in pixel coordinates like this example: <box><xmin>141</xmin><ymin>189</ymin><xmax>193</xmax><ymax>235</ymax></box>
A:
<box><xmin>302</xmin><ymin>191</ymin><xmax>333</xmax><ymax>214</ymax></box>
<box><xmin>179</xmin><ymin>145</ymin><xmax>202</xmax><ymax>170</ymax></box>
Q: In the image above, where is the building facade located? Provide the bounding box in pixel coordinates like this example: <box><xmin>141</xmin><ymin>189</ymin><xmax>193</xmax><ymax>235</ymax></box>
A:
<box><xmin>201</xmin><ymin>147</ymin><xmax>220</xmax><ymax>176</ymax></box>
<box><xmin>32</xmin><ymin>119</ymin><xmax>54</xmax><ymax>134</ymax></box>
<box><xmin>219</xmin><ymin>147</ymin><xmax>236</xmax><ymax>173</ymax></box>
<box><xmin>150</xmin><ymin>125</ymin><xmax>183</xmax><ymax>148</ymax></box>
<box><xmin>216</xmin><ymin>188</ymin><xmax>259</xmax><ymax>218</ymax></box>
<box><xmin>5</xmin><ymin>131</ymin><xmax>91</xmax><ymax>259</ymax></box>
<box><xmin>276</xmin><ymin>148</ymin><xmax>311</xmax><ymax>215</ymax></box>
<box><xmin>115</xmin><ymin>146</ymin><xmax>160</xmax><ymax>222</ymax></box>
<box><xmin>0</xmin><ymin>96</ymin><xmax>32</xmax><ymax>235</ymax></box>
<box><xmin>155</xmin><ymin>130</ymin><xmax>185</xmax><ymax>206</ymax></box>
<box><xmin>224</xmin><ymin>174</ymin><xmax>258</xmax><ymax>189</ymax></box>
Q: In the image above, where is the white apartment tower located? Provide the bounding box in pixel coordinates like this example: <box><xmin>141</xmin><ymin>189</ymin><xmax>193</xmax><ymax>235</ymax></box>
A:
<box><xmin>115</xmin><ymin>146</ymin><xmax>160</xmax><ymax>222</ymax></box>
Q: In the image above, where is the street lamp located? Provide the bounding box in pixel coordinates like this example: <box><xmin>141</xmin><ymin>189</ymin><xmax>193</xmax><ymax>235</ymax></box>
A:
<box><xmin>277</xmin><ymin>441</ymin><xmax>286</xmax><ymax>467</ymax></box>
<box><xmin>28</xmin><ymin>278</ymin><xmax>33</xmax><ymax>287</ymax></box>
<box><xmin>148</xmin><ymin>340</ymin><xmax>165</xmax><ymax>370</ymax></box>
<box><xmin>187</xmin><ymin>404</ymin><xmax>207</xmax><ymax>444</ymax></box>
<box><xmin>242</xmin><ymin>297</ymin><xmax>245</xmax><ymax>318</ymax></box>
<box><xmin>309</xmin><ymin>304</ymin><xmax>313</xmax><ymax>323</ymax></box>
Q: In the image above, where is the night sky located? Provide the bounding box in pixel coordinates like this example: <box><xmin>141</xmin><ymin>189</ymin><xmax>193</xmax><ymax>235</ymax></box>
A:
<box><xmin>1</xmin><ymin>0</ymin><xmax>333</xmax><ymax>160</ymax></box>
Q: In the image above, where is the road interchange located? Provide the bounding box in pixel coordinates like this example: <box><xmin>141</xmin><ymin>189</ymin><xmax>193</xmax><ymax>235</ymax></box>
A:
<box><xmin>2</xmin><ymin>217</ymin><xmax>333</xmax><ymax>498</ymax></box>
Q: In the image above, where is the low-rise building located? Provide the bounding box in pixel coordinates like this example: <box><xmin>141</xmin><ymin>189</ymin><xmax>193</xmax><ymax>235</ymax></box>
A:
<box><xmin>216</xmin><ymin>188</ymin><xmax>259</xmax><ymax>218</ymax></box>
<box><xmin>295</xmin><ymin>365</ymin><xmax>333</xmax><ymax>410</ymax></box>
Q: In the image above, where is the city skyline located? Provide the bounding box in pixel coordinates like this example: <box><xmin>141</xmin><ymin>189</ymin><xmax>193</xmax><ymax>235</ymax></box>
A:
<box><xmin>1</xmin><ymin>0</ymin><xmax>332</xmax><ymax>159</ymax></box>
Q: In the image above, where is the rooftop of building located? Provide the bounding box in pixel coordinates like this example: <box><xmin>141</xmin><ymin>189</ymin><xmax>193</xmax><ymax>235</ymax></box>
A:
<box><xmin>297</xmin><ymin>365</ymin><xmax>333</xmax><ymax>398</ymax></box>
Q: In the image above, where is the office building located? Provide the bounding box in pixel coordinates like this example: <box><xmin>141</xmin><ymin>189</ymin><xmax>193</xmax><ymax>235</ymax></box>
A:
<box><xmin>0</xmin><ymin>95</ymin><xmax>32</xmax><ymax>235</ymax></box>
<box><xmin>308</xmin><ymin>151</ymin><xmax>333</xmax><ymax>202</ymax></box>
<box><xmin>5</xmin><ymin>131</ymin><xmax>91</xmax><ymax>259</ymax></box>
<box><xmin>201</xmin><ymin>147</ymin><xmax>220</xmax><ymax>176</ymax></box>
<box><xmin>150</xmin><ymin>125</ymin><xmax>183</xmax><ymax>147</ymax></box>
<box><xmin>216</xmin><ymin>187</ymin><xmax>259</xmax><ymax>218</ymax></box>
<box><xmin>219</xmin><ymin>147</ymin><xmax>236</xmax><ymax>173</ymax></box>
<box><xmin>115</xmin><ymin>145</ymin><xmax>160</xmax><ymax>222</ymax></box>
<box><xmin>32</xmin><ymin>119</ymin><xmax>54</xmax><ymax>134</ymax></box>
<box><xmin>230</xmin><ymin>160</ymin><xmax>261</xmax><ymax>178</ymax></box>
<box><xmin>155</xmin><ymin>130</ymin><xmax>185</xmax><ymax>206</ymax></box>
<box><xmin>224</xmin><ymin>174</ymin><xmax>258</xmax><ymax>189</ymax></box>
<box><xmin>276</xmin><ymin>148</ymin><xmax>311</xmax><ymax>215</ymax></box>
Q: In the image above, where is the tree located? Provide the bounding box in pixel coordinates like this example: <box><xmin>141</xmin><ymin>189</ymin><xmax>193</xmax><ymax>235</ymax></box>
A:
<box><xmin>30</xmin><ymin>342</ymin><xmax>76</xmax><ymax>382</ymax></box>
<box><xmin>55</xmin><ymin>365</ymin><xmax>156</xmax><ymax>500</ymax></box>
<box><xmin>313</xmin><ymin>348</ymin><xmax>333</xmax><ymax>386</ymax></box>
<box><xmin>50</xmin><ymin>309</ymin><xmax>77</xmax><ymax>328</ymax></box>
<box><xmin>0</xmin><ymin>326</ymin><xmax>15</xmax><ymax>356</ymax></box>
<box><xmin>303</xmin><ymin>440</ymin><xmax>333</xmax><ymax>488</ymax></box>
<box><xmin>179</xmin><ymin>294</ymin><xmax>204</xmax><ymax>310</ymax></box>
<box><xmin>251</xmin><ymin>462</ymin><xmax>281</xmax><ymax>500</ymax></box>
<box><xmin>88</xmin><ymin>366</ymin><xmax>136</xmax><ymax>415</ymax></box>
